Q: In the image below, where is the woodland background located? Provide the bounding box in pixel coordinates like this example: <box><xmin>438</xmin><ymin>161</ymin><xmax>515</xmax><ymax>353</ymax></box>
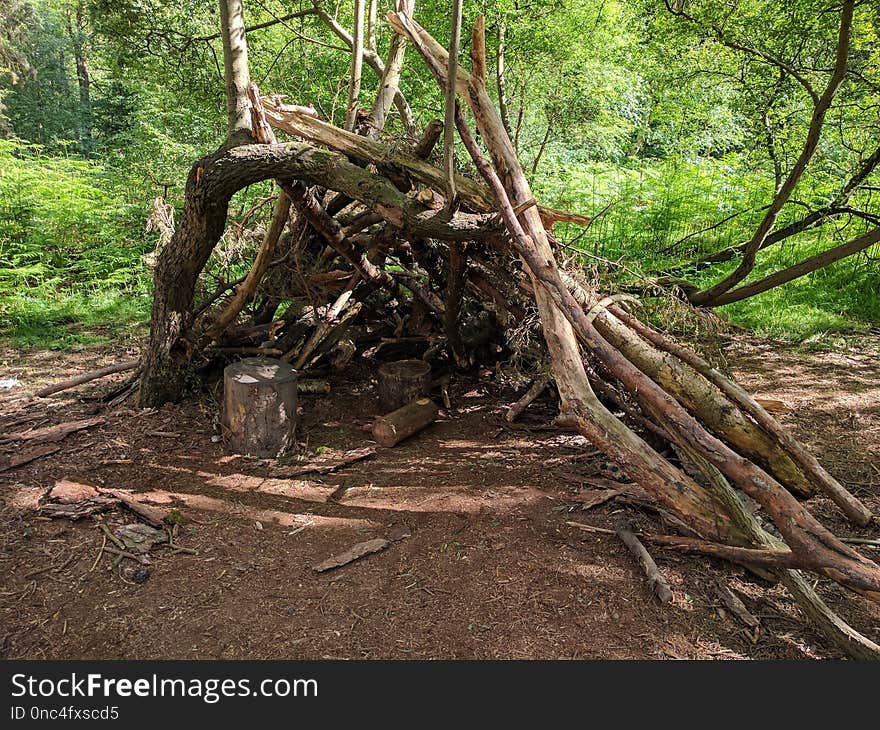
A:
<box><xmin>0</xmin><ymin>0</ymin><xmax>878</xmax><ymax>349</ymax></box>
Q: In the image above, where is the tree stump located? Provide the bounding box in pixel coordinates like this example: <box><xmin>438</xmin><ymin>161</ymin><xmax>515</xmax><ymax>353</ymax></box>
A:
<box><xmin>373</xmin><ymin>398</ymin><xmax>439</xmax><ymax>447</ymax></box>
<box><xmin>221</xmin><ymin>358</ymin><xmax>298</xmax><ymax>457</ymax></box>
<box><xmin>377</xmin><ymin>359</ymin><xmax>431</xmax><ymax>413</ymax></box>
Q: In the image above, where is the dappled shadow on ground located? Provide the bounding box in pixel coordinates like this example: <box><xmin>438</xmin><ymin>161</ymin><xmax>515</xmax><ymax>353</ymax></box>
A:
<box><xmin>0</xmin><ymin>339</ymin><xmax>878</xmax><ymax>659</ymax></box>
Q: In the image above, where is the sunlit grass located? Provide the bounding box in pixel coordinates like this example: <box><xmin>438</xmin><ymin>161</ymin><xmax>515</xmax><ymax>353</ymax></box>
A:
<box><xmin>535</xmin><ymin>153</ymin><xmax>880</xmax><ymax>343</ymax></box>
<box><xmin>0</xmin><ymin>288</ymin><xmax>151</xmax><ymax>349</ymax></box>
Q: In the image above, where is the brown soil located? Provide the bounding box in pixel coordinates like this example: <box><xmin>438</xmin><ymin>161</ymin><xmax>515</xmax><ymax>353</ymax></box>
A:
<box><xmin>1</xmin><ymin>336</ymin><xmax>878</xmax><ymax>659</ymax></box>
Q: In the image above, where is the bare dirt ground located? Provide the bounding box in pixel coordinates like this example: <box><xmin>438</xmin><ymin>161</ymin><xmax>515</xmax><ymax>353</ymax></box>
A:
<box><xmin>1</xmin><ymin>335</ymin><xmax>878</xmax><ymax>659</ymax></box>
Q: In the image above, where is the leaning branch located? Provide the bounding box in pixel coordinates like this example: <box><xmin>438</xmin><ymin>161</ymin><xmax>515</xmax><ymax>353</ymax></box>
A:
<box><xmin>712</xmin><ymin>226</ymin><xmax>880</xmax><ymax>306</ymax></box>
<box><xmin>690</xmin><ymin>0</ymin><xmax>856</xmax><ymax>306</ymax></box>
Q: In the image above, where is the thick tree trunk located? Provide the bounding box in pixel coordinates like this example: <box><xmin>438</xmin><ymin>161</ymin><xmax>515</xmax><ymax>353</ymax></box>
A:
<box><xmin>140</xmin><ymin>153</ymin><xmax>231</xmax><ymax>406</ymax></box>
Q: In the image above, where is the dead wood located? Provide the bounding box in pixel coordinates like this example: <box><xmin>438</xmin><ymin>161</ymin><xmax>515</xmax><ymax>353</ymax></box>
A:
<box><xmin>388</xmin><ymin>11</ymin><xmax>880</xmax><ymax>641</ymax></box>
<box><xmin>132</xmin><ymin>6</ymin><xmax>880</xmax><ymax>657</ymax></box>
<box><xmin>610</xmin><ymin>305</ymin><xmax>872</xmax><ymax>525</ymax></box>
<box><xmin>714</xmin><ymin>581</ymin><xmax>760</xmax><ymax>635</ymax></box>
<box><xmin>372</xmin><ymin>397</ymin><xmax>438</xmax><ymax>447</ymax></box>
<box><xmin>40</xmin><ymin>495</ymin><xmax>119</xmax><ymax>520</ymax></box>
<box><xmin>505</xmin><ymin>376</ymin><xmax>548</xmax><ymax>422</ymax></box>
<box><xmin>378</xmin><ymin>358</ymin><xmax>431</xmax><ymax>412</ymax></box>
<box><xmin>0</xmin><ymin>443</ymin><xmax>62</xmax><ymax>473</ymax></box>
<box><xmin>566</xmin><ymin>521</ymin><xmax>615</xmax><ymax>536</ymax></box>
<box><xmin>567</xmin><ymin>489</ymin><xmax>619</xmax><ymax>510</ymax></box>
<box><xmin>221</xmin><ymin>358</ymin><xmax>297</xmax><ymax>457</ymax></box>
<box><xmin>1</xmin><ymin>417</ymin><xmax>105</xmax><ymax>444</ymax></box>
<box><xmin>297</xmin><ymin>379</ymin><xmax>332</xmax><ymax>394</ymax></box>
<box><xmin>312</xmin><ymin>537</ymin><xmax>391</xmax><ymax>572</ymax></box>
<box><xmin>97</xmin><ymin>489</ymin><xmax>172</xmax><ymax>528</ymax></box>
<box><xmin>261</xmin><ymin>100</ymin><xmax>591</xmax><ymax>230</ymax></box>
<box><xmin>269</xmin><ymin>446</ymin><xmax>376</xmax><ymax>477</ymax></box>
<box><xmin>35</xmin><ymin>360</ymin><xmax>140</xmax><ymax>398</ymax></box>
<box><xmin>616</xmin><ymin>524</ymin><xmax>674</xmax><ymax>603</ymax></box>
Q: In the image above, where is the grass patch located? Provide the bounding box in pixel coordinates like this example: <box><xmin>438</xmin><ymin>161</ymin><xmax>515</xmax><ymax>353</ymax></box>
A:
<box><xmin>720</xmin><ymin>298</ymin><xmax>866</xmax><ymax>341</ymax></box>
<box><xmin>700</xmin><ymin>239</ymin><xmax>879</xmax><ymax>342</ymax></box>
<box><xmin>0</xmin><ymin>289</ymin><xmax>151</xmax><ymax>349</ymax></box>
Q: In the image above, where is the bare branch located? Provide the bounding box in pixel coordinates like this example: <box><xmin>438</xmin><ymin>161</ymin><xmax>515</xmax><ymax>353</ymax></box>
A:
<box><xmin>691</xmin><ymin>0</ymin><xmax>856</xmax><ymax>305</ymax></box>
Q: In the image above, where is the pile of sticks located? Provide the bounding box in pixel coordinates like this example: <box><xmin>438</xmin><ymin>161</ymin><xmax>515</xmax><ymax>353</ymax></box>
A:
<box><xmin>137</xmin><ymin>6</ymin><xmax>880</xmax><ymax>658</ymax></box>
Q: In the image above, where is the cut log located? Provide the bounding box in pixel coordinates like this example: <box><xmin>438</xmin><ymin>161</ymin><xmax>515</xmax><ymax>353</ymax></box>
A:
<box><xmin>377</xmin><ymin>358</ymin><xmax>432</xmax><ymax>413</ymax></box>
<box><xmin>221</xmin><ymin>358</ymin><xmax>298</xmax><ymax>457</ymax></box>
<box><xmin>372</xmin><ymin>397</ymin><xmax>439</xmax><ymax>447</ymax></box>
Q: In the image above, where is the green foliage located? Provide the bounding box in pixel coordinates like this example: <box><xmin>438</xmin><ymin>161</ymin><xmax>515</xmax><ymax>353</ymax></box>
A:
<box><xmin>0</xmin><ymin>138</ymin><xmax>150</xmax><ymax>347</ymax></box>
<box><xmin>0</xmin><ymin>0</ymin><xmax>878</xmax><ymax>349</ymax></box>
<box><xmin>1</xmin><ymin>289</ymin><xmax>150</xmax><ymax>348</ymax></box>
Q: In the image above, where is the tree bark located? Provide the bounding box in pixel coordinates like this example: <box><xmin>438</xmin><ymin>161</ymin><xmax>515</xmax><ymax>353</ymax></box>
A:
<box><xmin>219</xmin><ymin>0</ymin><xmax>254</xmax><ymax>146</ymax></box>
<box><xmin>346</xmin><ymin>0</ymin><xmax>365</xmax><ymax>131</ymax></box>
<box><xmin>389</xmin><ymin>10</ymin><xmax>880</xmax><ymax>603</ymax></box>
<box><xmin>139</xmin><ymin>140</ymin><xmax>497</xmax><ymax>405</ymax></box>
<box><xmin>361</xmin><ymin>0</ymin><xmax>414</xmax><ymax>138</ymax></box>
<box><xmin>373</xmin><ymin>397</ymin><xmax>438</xmax><ymax>446</ymax></box>
<box><xmin>378</xmin><ymin>359</ymin><xmax>431</xmax><ymax>412</ymax></box>
<box><xmin>495</xmin><ymin>19</ymin><xmax>512</xmax><ymax>139</ymax></box>
<box><xmin>443</xmin><ymin>0</ymin><xmax>463</xmax><ymax>205</ymax></box>
<box><xmin>310</xmin><ymin>0</ymin><xmax>416</xmax><ymax>136</ymax></box>
<box><xmin>67</xmin><ymin>1</ymin><xmax>91</xmax><ymax>145</ymax></box>
<box><xmin>262</xmin><ymin>100</ymin><xmax>592</xmax><ymax>229</ymax></box>
<box><xmin>221</xmin><ymin>358</ymin><xmax>297</xmax><ymax>457</ymax></box>
<box><xmin>710</xmin><ymin>227</ymin><xmax>880</xmax><ymax>306</ymax></box>
<box><xmin>389</xmin><ymin>10</ymin><xmax>744</xmax><ymax>544</ymax></box>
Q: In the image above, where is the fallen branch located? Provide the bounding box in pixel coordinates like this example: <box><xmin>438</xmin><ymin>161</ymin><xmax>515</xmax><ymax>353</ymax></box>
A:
<box><xmin>566</xmin><ymin>520</ymin><xmax>615</xmax><ymax>535</ymax></box>
<box><xmin>714</xmin><ymin>581</ymin><xmax>760</xmax><ymax>635</ymax></box>
<box><xmin>568</xmin><ymin>489</ymin><xmax>620</xmax><ymax>510</ymax></box>
<box><xmin>97</xmin><ymin>489</ymin><xmax>171</xmax><ymax>528</ymax></box>
<box><xmin>312</xmin><ymin>537</ymin><xmax>391</xmax><ymax>572</ymax></box>
<box><xmin>270</xmin><ymin>446</ymin><xmax>376</xmax><ymax>477</ymax></box>
<box><xmin>0</xmin><ymin>444</ymin><xmax>61</xmax><ymax>473</ymax></box>
<box><xmin>35</xmin><ymin>360</ymin><xmax>141</xmax><ymax>398</ymax></box>
<box><xmin>616</xmin><ymin>524</ymin><xmax>674</xmax><ymax>603</ymax></box>
<box><xmin>1</xmin><ymin>417</ymin><xmax>105</xmax><ymax>444</ymax></box>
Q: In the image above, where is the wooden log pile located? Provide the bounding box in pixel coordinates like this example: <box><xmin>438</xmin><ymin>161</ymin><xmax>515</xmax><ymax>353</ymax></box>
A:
<box><xmin>135</xmin><ymin>8</ymin><xmax>880</xmax><ymax>658</ymax></box>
